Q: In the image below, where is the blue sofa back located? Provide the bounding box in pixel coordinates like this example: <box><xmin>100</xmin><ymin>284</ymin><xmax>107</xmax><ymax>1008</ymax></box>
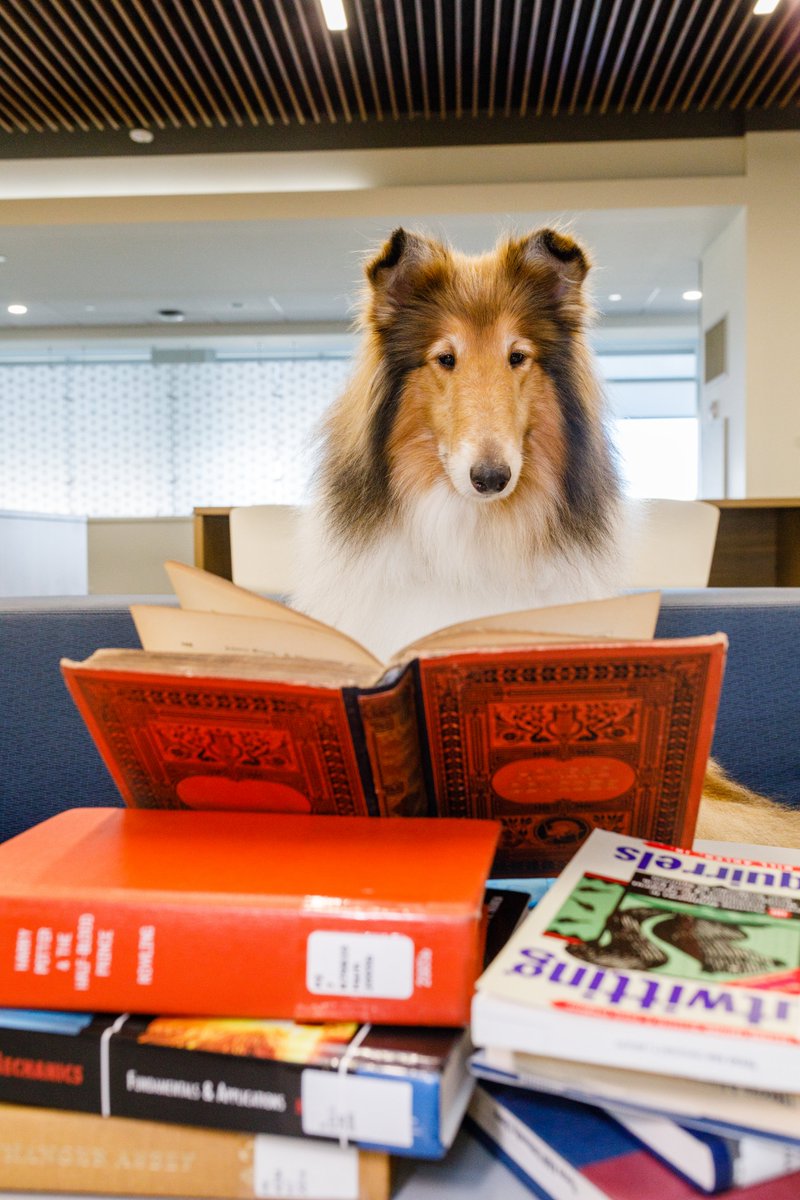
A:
<box><xmin>1</xmin><ymin>597</ymin><xmax>148</xmax><ymax>843</ymax></box>
<box><xmin>1</xmin><ymin>589</ymin><xmax>798</xmax><ymax>844</ymax></box>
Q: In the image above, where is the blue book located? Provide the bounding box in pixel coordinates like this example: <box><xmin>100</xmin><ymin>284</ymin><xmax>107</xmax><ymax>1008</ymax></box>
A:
<box><xmin>0</xmin><ymin>1006</ymin><xmax>479</xmax><ymax>1159</ymax></box>
<box><xmin>610</xmin><ymin>1108</ymin><xmax>800</xmax><ymax>1194</ymax></box>
<box><xmin>466</xmin><ymin>1081</ymin><xmax>800</xmax><ymax>1199</ymax></box>
<box><xmin>469</xmin><ymin>1051</ymin><xmax>800</xmax><ymax>1192</ymax></box>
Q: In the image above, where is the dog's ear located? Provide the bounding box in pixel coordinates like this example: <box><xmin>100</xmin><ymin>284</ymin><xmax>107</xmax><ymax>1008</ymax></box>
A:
<box><xmin>365</xmin><ymin>228</ymin><xmax>442</xmax><ymax>317</ymax></box>
<box><xmin>511</xmin><ymin>228</ymin><xmax>591</xmax><ymax>300</ymax></box>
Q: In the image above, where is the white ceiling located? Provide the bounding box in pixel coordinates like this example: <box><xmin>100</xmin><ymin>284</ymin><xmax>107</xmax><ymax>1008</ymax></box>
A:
<box><xmin>0</xmin><ymin>140</ymin><xmax>743</xmax><ymax>349</ymax></box>
<box><xmin>0</xmin><ymin>205</ymin><xmax>736</xmax><ymax>345</ymax></box>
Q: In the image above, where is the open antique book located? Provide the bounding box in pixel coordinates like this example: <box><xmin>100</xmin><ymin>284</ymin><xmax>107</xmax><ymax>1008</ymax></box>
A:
<box><xmin>61</xmin><ymin>563</ymin><xmax>726</xmax><ymax>875</ymax></box>
<box><xmin>128</xmin><ymin>560</ymin><xmax>665</xmax><ymax>685</ymax></box>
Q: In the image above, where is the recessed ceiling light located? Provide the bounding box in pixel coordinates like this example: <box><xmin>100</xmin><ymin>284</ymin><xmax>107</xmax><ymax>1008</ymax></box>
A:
<box><xmin>753</xmin><ymin>0</ymin><xmax>780</xmax><ymax>14</ymax></box>
<box><xmin>608</xmin><ymin>293</ymin><xmax>622</xmax><ymax>302</ymax></box>
<box><xmin>158</xmin><ymin>308</ymin><xmax>185</xmax><ymax>322</ymax></box>
<box><xmin>0</xmin><ymin>256</ymin><xmax>6</xmax><ymax>264</ymax></box>
<box><xmin>319</xmin><ymin>0</ymin><xmax>347</xmax><ymax>30</ymax></box>
<box><xmin>7</xmin><ymin>303</ymin><xmax>27</xmax><ymax>315</ymax></box>
<box><xmin>129</xmin><ymin>128</ymin><xmax>155</xmax><ymax>144</ymax></box>
<box><xmin>682</xmin><ymin>290</ymin><xmax>703</xmax><ymax>302</ymax></box>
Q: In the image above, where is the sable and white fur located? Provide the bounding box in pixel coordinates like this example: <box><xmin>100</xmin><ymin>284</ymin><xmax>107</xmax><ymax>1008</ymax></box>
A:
<box><xmin>294</xmin><ymin>226</ymin><xmax>800</xmax><ymax>850</ymax></box>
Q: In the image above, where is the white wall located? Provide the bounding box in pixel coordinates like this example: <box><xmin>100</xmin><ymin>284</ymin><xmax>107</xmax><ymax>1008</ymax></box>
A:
<box><xmin>697</xmin><ymin>133</ymin><xmax>800</xmax><ymax>499</ymax></box>
<box><xmin>0</xmin><ymin>510</ymin><xmax>87</xmax><ymax>596</ymax></box>
<box><xmin>0</xmin><ymin>513</ymin><xmax>193</xmax><ymax>597</ymax></box>
<box><xmin>744</xmin><ymin>131</ymin><xmax>800</xmax><ymax>498</ymax></box>
<box><xmin>87</xmin><ymin>518</ymin><xmax>193</xmax><ymax>595</ymax></box>
<box><xmin>699</xmin><ymin>209</ymin><xmax>747</xmax><ymax>498</ymax></box>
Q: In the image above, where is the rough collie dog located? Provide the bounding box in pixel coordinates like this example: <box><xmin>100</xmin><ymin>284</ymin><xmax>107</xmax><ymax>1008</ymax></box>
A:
<box><xmin>294</xmin><ymin>226</ymin><xmax>800</xmax><ymax>849</ymax></box>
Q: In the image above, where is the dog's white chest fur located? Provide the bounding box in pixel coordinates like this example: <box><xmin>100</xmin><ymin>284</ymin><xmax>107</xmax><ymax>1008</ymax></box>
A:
<box><xmin>294</xmin><ymin>481</ymin><xmax>623</xmax><ymax>661</ymax></box>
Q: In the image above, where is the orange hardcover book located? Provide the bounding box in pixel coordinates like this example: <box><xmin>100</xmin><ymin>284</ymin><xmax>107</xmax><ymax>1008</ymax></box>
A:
<box><xmin>0</xmin><ymin>808</ymin><xmax>499</xmax><ymax>1023</ymax></box>
<box><xmin>61</xmin><ymin>562</ymin><xmax>727</xmax><ymax>876</ymax></box>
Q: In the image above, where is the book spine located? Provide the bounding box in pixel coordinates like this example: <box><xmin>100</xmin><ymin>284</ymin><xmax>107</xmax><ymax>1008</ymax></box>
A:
<box><xmin>354</xmin><ymin>665</ymin><xmax>433</xmax><ymax>817</ymax></box>
<box><xmin>0</xmin><ymin>1102</ymin><xmax>390</xmax><ymax>1200</ymax></box>
<box><xmin>465</xmin><ymin>1086</ymin><xmax>573</xmax><ymax>1200</ymax></box>
<box><xmin>0</xmin><ymin>1019</ymin><xmax>104</xmax><ymax>1115</ymax></box>
<box><xmin>0</xmin><ymin>1016</ymin><xmax>447</xmax><ymax>1157</ymax></box>
<box><xmin>408</xmin><ymin>658</ymin><xmax>441</xmax><ymax>818</ymax></box>
<box><xmin>0</xmin><ymin>897</ymin><xmax>482</xmax><ymax>1025</ymax></box>
<box><xmin>114</xmin><ymin>1030</ymin><xmax>447</xmax><ymax>1157</ymax></box>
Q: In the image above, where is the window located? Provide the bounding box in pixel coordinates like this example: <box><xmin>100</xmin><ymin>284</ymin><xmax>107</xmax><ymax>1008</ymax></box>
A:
<box><xmin>597</xmin><ymin>352</ymin><xmax>699</xmax><ymax>500</ymax></box>
<box><xmin>0</xmin><ymin>344</ymin><xmax>700</xmax><ymax>516</ymax></box>
<box><xmin>0</xmin><ymin>354</ymin><xmax>351</xmax><ymax>517</ymax></box>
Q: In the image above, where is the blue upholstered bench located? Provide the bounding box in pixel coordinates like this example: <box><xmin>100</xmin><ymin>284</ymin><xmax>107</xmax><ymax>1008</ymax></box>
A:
<box><xmin>2</xmin><ymin>590</ymin><xmax>798</xmax><ymax>845</ymax></box>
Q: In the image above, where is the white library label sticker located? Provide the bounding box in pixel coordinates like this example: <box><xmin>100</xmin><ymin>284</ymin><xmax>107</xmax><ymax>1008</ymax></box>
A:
<box><xmin>252</xmin><ymin>1133</ymin><xmax>359</xmax><ymax>1199</ymax></box>
<box><xmin>306</xmin><ymin>931</ymin><xmax>415</xmax><ymax>998</ymax></box>
<box><xmin>301</xmin><ymin>1069</ymin><xmax>414</xmax><ymax>1147</ymax></box>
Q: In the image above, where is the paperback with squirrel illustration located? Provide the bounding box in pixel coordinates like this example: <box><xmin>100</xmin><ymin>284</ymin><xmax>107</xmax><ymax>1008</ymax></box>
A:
<box><xmin>61</xmin><ymin>561</ymin><xmax>726</xmax><ymax>875</ymax></box>
<box><xmin>472</xmin><ymin>829</ymin><xmax>800</xmax><ymax>1091</ymax></box>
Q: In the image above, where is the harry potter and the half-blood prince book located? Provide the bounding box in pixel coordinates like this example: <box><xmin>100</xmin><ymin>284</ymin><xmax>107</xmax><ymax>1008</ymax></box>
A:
<box><xmin>60</xmin><ymin>563</ymin><xmax>726</xmax><ymax>876</ymax></box>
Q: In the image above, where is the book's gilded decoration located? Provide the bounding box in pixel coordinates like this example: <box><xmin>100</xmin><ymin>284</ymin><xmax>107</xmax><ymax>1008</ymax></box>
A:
<box><xmin>489</xmin><ymin>700</ymin><xmax>640</xmax><ymax>747</ymax></box>
<box><xmin>153</xmin><ymin>723</ymin><xmax>299</xmax><ymax>771</ymax></box>
<box><xmin>419</xmin><ymin>650</ymin><xmax>713</xmax><ymax>874</ymax></box>
<box><xmin>83</xmin><ymin>675</ymin><xmax>369</xmax><ymax>816</ymax></box>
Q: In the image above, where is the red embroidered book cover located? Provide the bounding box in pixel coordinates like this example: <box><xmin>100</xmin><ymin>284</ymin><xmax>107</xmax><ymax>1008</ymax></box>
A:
<box><xmin>62</xmin><ymin>633</ymin><xmax>726</xmax><ymax>876</ymax></box>
<box><xmin>62</xmin><ymin>663</ymin><xmax>380</xmax><ymax>816</ymax></box>
<box><xmin>0</xmin><ymin>808</ymin><xmax>499</xmax><ymax>1023</ymax></box>
<box><xmin>416</xmin><ymin>638</ymin><xmax>726</xmax><ymax>875</ymax></box>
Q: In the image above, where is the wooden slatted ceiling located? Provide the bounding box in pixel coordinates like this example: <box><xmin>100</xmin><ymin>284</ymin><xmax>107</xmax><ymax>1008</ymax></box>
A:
<box><xmin>0</xmin><ymin>0</ymin><xmax>797</xmax><ymax>149</ymax></box>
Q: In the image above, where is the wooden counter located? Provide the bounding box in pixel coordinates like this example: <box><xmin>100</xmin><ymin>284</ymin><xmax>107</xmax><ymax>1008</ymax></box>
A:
<box><xmin>193</xmin><ymin>506</ymin><xmax>233</xmax><ymax>581</ymax></box>
<box><xmin>708</xmin><ymin>499</ymin><xmax>800</xmax><ymax>587</ymax></box>
<box><xmin>195</xmin><ymin>499</ymin><xmax>800</xmax><ymax>589</ymax></box>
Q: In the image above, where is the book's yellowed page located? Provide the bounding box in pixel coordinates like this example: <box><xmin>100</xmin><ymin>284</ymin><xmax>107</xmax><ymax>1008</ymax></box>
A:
<box><xmin>62</xmin><ymin>648</ymin><xmax>378</xmax><ymax>689</ymax></box>
<box><xmin>398</xmin><ymin>591</ymin><xmax>661</xmax><ymax>661</ymax></box>
<box><xmin>131</xmin><ymin>605</ymin><xmax>383</xmax><ymax>672</ymax></box>
<box><xmin>165</xmin><ymin>560</ymin><xmax>318</xmax><ymax>627</ymax></box>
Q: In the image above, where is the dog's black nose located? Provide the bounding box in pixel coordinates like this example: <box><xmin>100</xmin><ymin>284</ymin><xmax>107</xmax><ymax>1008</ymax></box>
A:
<box><xmin>470</xmin><ymin>463</ymin><xmax>512</xmax><ymax>494</ymax></box>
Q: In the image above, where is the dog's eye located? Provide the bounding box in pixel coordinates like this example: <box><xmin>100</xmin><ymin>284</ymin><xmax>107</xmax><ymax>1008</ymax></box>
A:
<box><xmin>508</xmin><ymin>351</ymin><xmax>526</xmax><ymax>367</ymax></box>
<box><xmin>437</xmin><ymin>353</ymin><xmax>456</xmax><ymax>370</ymax></box>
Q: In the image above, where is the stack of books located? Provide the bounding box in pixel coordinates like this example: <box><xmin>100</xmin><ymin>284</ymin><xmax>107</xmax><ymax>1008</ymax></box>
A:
<box><xmin>0</xmin><ymin>564</ymin><xmax>750</xmax><ymax>1197</ymax></box>
<box><xmin>0</xmin><ymin>806</ymin><xmax>520</xmax><ymax>1198</ymax></box>
<box><xmin>469</xmin><ymin>829</ymin><xmax>800</xmax><ymax>1197</ymax></box>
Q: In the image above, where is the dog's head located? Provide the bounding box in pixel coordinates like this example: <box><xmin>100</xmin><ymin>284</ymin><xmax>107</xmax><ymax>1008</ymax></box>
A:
<box><xmin>362</xmin><ymin>227</ymin><xmax>596</xmax><ymax>506</ymax></box>
<box><xmin>320</xmin><ymin>226</ymin><xmax>617</xmax><ymax>553</ymax></box>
